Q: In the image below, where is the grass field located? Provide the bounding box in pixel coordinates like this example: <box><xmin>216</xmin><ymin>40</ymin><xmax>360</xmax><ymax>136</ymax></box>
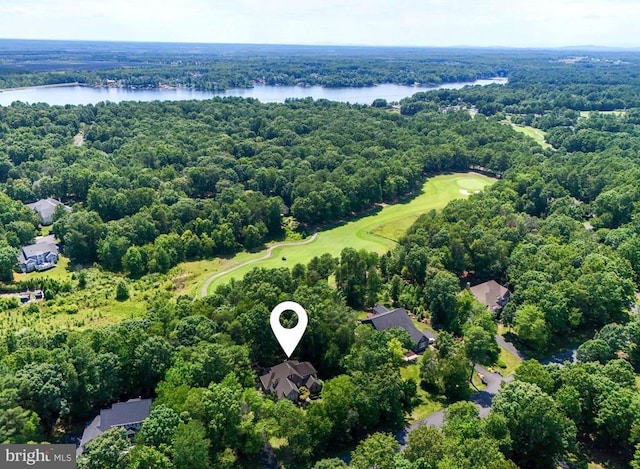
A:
<box><xmin>14</xmin><ymin>255</ymin><xmax>72</xmax><ymax>283</ymax></box>
<box><xmin>510</xmin><ymin>124</ymin><xmax>552</xmax><ymax>149</ymax></box>
<box><xmin>497</xmin><ymin>346</ymin><xmax>522</xmax><ymax>376</ymax></box>
<box><xmin>400</xmin><ymin>363</ymin><xmax>445</xmax><ymax>422</ymax></box>
<box><xmin>3</xmin><ymin>264</ymin><xmax>157</xmax><ymax>334</ymax></box>
<box><xmin>579</xmin><ymin>110</ymin><xmax>626</xmax><ymax>118</ymax></box>
<box><xmin>181</xmin><ymin>172</ymin><xmax>495</xmax><ymax>296</ymax></box>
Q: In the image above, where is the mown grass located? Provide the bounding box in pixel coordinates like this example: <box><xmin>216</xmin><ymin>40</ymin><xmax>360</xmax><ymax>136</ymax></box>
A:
<box><xmin>412</xmin><ymin>318</ymin><xmax>436</xmax><ymax>335</ymax></box>
<box><xmin>184</xmin><ymin>173</ymin><xmax>495</xmax><ymax>295</ymax></box>
<box><xmin>14</xmin><ymin>255</ymin><xmax>73</xmax><ymax>283</ymax></box>
<box><xmin>510</xmin><ymin>124</ymin><xmax>552</xmax><ymax>149</ymax></box>
<box><xmin>39</xmin><ymin>225</ymin><xmax>53</xmax><ymax>236</ymax></box>
<box><xmin>496</xmin><ymin>346</ymin><xmax>522</xmax><ymax>376</ymax></box>
<box><xmin>579</xmin><ymin>110</ymin><xmax>626</xmax><ymax>118</ymax></box>
<box><xmin>400</xmin><ymin>363</ymin><xmax>446</xmax><ymax>422</ymax></box>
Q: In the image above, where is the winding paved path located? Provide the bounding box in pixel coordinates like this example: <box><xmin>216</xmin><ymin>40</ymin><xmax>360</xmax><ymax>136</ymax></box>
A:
<box><xmin>199</xmin><ymin>233</ymin><xmax>318</xmax><ymax>297</ymax></box>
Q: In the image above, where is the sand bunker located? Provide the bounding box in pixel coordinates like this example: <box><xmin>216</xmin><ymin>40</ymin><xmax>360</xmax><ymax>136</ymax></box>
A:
<box><xmin>459</xmin><ymin>189</ymin><xmax>470</xmax><ymax>195</ymax></box>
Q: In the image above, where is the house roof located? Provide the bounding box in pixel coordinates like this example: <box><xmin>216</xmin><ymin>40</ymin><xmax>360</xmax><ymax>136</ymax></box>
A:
<box><xmin>99</xmin><ymin>398</ymin><xmax>152</xmax><ymax>430</ymax></box>
<box><xmin>362</xmin><ymin>307</ymin><xmax>435</xmax><ymax>344</ymax></box>
<box><xmin>306</xmin><ymin>375</ymin><xmax>319</xmax><ymax>389</ymax></box>
<box><xmin>373</xmin><ymin>304</ymin><xmax>389</xmax><ymax>315</ymax></box>
<box><xmin>469</xmin><ymin>280</ymin><xmax>510</xmax><ymax>310</ymax></box>
<box><xmin>78</xmin><ymin>415</ymin><xmax>102</xmax><ymax>453</ymax></box>
<box><xmin>21</xmin><ymin>242</ymin><xmax>57</xmax><ymax>259</ymax></box>
<box><xmin>18</xmin><ymin>235</ymin><xmax>59</xmax><ymax>263</ymax></box>
<box><xmin>293</xmin><ymin>361</ymin><xmax>317</xmax><ymax>376</ymax></box>
<box><xmin>27</xmin><ymin>198</ymin><xmax>70</xmax><ymax>222</ymax></box>
<box><xmin>259</xmin><ymin>360</ymin><xmax>319</xmax><ymax>400</ymax></box>
<box><xmin>274</xmin><ymin>376</ymin><xmax>299</xmax><ymax>399</ymax></box>
<box><xmin>78</xmin><ymin>398</ymin><xmax>152</xmax><ymax>454</ymax></box>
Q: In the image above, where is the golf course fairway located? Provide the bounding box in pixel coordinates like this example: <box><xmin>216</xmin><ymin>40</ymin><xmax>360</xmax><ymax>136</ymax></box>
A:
<box><xmin>198</xmin><ymin>172</ymin><xmax>495</xmax><ymax>295</ymax></box>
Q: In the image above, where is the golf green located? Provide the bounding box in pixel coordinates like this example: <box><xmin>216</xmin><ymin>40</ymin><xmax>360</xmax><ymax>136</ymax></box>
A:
<box><xmin>202</xmin><ymin>172</ymin><xmax>495</xmax><ymax>294</ymax></box>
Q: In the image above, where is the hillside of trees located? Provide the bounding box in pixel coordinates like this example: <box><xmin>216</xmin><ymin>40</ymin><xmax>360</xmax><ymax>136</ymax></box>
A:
<box><xmin>0</xmin><ymin>97</ymin><xmax>531</xmax><ymax>279</ymax></box>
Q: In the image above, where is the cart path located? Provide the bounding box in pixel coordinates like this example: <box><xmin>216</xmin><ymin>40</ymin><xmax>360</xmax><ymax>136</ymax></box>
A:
<box><xmin>199</xmin><ymin>233</ymin><xmax>318</xmax><ymax>297</ymax></box>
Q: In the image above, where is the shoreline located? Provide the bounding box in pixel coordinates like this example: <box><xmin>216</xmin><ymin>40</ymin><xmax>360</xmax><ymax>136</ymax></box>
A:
<box><xmin>0</xmin><ymin>82</ymin><xmax>82</xmax><ymax>92</ymax></box>
<box><xmin>0</xmin><ymin>77</ymin><xmax>508</xmax><ymax>94</ymax></box>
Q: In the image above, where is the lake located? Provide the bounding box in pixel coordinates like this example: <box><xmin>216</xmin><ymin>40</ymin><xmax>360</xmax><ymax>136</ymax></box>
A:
<box><xmin>0</xmin><ymin>78</ymin><xmax>507</xmax><ymax>106</ymax></box>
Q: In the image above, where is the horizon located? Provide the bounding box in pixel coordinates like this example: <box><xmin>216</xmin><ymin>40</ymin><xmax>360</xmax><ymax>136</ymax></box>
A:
<box><xmin>0</xmin><ymin>37</ymin><xmax>637</xmax><ymax>52</ymax></box>
<box><xmin>1</xmin><ymin>0</ymin><xmax>638</xmax><ymax>49</ymax></box>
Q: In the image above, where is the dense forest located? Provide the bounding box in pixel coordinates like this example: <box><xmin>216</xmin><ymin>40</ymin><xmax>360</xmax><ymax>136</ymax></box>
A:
<box><xmin>0</xmin><ymin>96</ymin><xmax>528</xmax><ymax>279</ymax></box>
<box><xmin>2</xmin><ymin>47</ymin><xmax>640</xmax><ymax>468</ymax></box>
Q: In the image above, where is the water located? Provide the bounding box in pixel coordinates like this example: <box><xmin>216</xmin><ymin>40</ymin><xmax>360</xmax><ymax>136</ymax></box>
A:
<box><xmin>0</xmin><ymin>78</ymin><xmax>507</xmax><ymax>106</ymax></box>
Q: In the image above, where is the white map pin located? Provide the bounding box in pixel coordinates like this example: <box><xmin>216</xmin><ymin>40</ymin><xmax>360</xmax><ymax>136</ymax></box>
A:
<box><xmin>270</xmin><ymin>301</ymin><xmax>308</xmax><ymax>358</ymax></box>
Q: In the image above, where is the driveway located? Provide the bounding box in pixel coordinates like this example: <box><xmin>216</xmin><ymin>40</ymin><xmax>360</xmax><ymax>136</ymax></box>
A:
<box><xmin>397</xmin><ymin>338</ymin><xmax>576</xmax><ymax>445</ymax></box>
<box><xmin>540</xmin><ymin>347</ymin><xmax>577</xmax><ymax>366</ymax></box>
<box><xmin>396</xmin><ymin>364</ymin><xmax>511</xmax><ymax>445</ymax></box>
<box><xmin>495</xmin><ymin>334</ymin><xmax>526</xmax><ymax>361</ymax></box>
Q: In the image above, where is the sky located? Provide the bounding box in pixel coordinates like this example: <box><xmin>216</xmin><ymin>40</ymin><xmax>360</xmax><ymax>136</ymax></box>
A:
<box><xmin>0</xmin><ymin>0</ymin><xmax>638</xmax><ymax>48</ymax></box>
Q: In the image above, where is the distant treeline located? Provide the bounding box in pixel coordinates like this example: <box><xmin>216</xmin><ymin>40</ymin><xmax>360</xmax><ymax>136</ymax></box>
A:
<box><xmin>0</xmin><ymin>42</ymin><xmax>526</xmax><ymax>90</ymax></box>
<box><xmin>2</xmin><ymin>43</ymin><xmax>640</xmax><ymax>94</ymax></box>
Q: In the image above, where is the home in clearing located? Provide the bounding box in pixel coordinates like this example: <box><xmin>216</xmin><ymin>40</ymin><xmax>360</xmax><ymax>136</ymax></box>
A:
<box><xmin>77</xmin><ymin>398</ymin><xmax>152</xmax><ymax>455</ymax></box>
<box><xmin>16</xmin><ymin>235</ymin><xmax>59</xmax><ymax>273</ymax></box>
<box><xmin>361</xmin><ymin>305</ymin><xmax>436</xmax><ymax>353</ymax></box>
<box><xmin>469</xmin><ymin>280</ymin><xmax>511</xmax><ymax>312</ymax></box>
<box><xmin>26</xmin><ymin>198</ymin><xmax>71</xmax><ymax>225</ymax></box>
<box><xmin>259</xmin><ymin>360</ymin><xmax>322</xmax><ymax>402</ymax></box>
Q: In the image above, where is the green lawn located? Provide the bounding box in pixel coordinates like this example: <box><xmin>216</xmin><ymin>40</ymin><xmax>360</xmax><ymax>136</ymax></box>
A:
<box><xmin>14</xmin><ymin>255</ymin><xmax>73</xmax><ymax>283</ymax></box>
<box><xmin>188</xmin><ymin>173</ymin><xmax>495</xmax><ymax>295</ymax></box>
<box><xmin>471</xmin><ymin>370</ymin><xmax>487</xmax><ymax>392</ymax></box>
<box><xmin>39</xmin><ymin>225</ymin><xmax>53</xmax><ymax>236</ymax></box>
<box><xmin>400</xmin><ymin>363</ymin><xmax>445</xmax><ymax>422</ymax></box>
<box><xmin>579</xmin><ymin>110</ymin><xmax>626</xmax><ymax>118</ymax></box>
<box><xmin>412</xmin><ymin>318</ymin><xmax>436</xmax><ymax>336</ymax></box>
<box><xmin>496</xmin><ymin>346</ymin><xmax>522</xmax><ymax>376</ymax></box>
<box><xmin>510</xmin><ymin>124</ymin><xmax>552</xmax><ymax>149</ymax></box>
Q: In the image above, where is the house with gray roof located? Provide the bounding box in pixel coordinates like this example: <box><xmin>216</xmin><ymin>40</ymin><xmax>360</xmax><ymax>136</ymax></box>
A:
<box><xmin>469</xmin><ymin>280</ymin><xmax>510</xmax><ymax>312</ymax></box>
<box><xmin>362</xmin><ymin>305</ymin><xmax>435</xmax><ymax>353</ymax></box>
<box><xmin>259</xmin><ymin>360</ymin><xmax>322</xmax><ymax>402</ymax></box>
<box><xmin>16</xmin><ymin>235</ymin><xmax>59</xmax><ymax>273</ymax></box>
<box><xmin>77</xmin><ymin>398</ymin><xmax>152</xmax><ymax>455</ymax></box>
<box><xmin>26</xmin><ymin>198</ymin><xmax>71</xmax><ymax>225</ymax></box>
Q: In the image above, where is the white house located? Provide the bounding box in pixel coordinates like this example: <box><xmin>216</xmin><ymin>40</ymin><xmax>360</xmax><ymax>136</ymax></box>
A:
<box><xmin>16</xmin><ymin>235</ymin><xmax>59</xmax><ymax>273</ymax></box>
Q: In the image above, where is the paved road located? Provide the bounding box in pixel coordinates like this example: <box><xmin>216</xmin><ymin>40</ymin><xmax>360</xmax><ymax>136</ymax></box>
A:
<box><xmin>199</xmin><ymin>233</ymin><xmax>318</xmax><ymax>297</ymax></box>
<box><xmin>541</xmin><ymin>347</ymin><xmax>578</xmax><ymax>366</ymax></box>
